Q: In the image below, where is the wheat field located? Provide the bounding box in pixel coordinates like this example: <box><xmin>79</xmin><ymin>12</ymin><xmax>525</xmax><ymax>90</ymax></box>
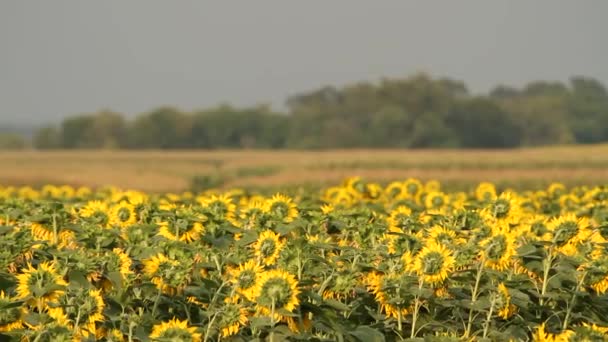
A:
<box><xmin>2</xmin><ymin>144</ymin><xmax>608</xmax><ymax>192</ymax></box>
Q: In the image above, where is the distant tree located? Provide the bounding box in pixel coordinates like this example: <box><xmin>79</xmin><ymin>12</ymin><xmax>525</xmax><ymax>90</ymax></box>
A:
<box><xmin>33</xmin><ymin>126</ymin><xmax>61</xmax><ymax>149</ymax></box>
<box><xmin>0</xmin><ymin>133</ymin><xmax>27</xmax><ymax>150</ymax></box>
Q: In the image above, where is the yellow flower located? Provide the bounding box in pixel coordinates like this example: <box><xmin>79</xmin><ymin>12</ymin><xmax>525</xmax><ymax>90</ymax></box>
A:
<box><xmin>253</xmin><ymin>230</ymin><xmax>285</xmax><ymax>266</ymax></box>
<box><xmin>109</xmin><ymin>201</ymin><xmax>137</xmax><ymax>228</ymax></box>
<box><xmin>218</xmin><ymin>296</ymin><xmax>248</xmax><ymax>338</ymax></box>
<box><xmin>253</xmin><ymin>269</ymin><xmax>300</xmax><ymax>319</ymax></box>
<box><xmin>496</xmin><ymin>283</ymin><xmax>516</xmax><ymax>319</ymax></box>
<box><xmin>482</xmin><ymin>192</ymin><xmax>523</xmax><ymax>225</ymax></box>
<box><xmin>412</xmin><ymin>242</ymin><xmax>455</xmax><ymax>285</ymax></box>
<box><xmin>480</xmin><ymin>224</ymin><xmax>517</xmax><ymax>271</ymax></box>
<box><xmin>198</xmin><ymin>194</ymin><xmax>238</xmax><ymax>225</ymax></box>
<box><xmin>366</xmin><ymin>272</ymin><xmax>412</xmax><ymax>320</ymax></box>
<box><xmin>547</xmin><ymin>214</ymin><xmax>591</xmax><ymax>253</ymax></box>
<box><xmin>79</xmin><ymin>200</ymin><xmax>110</xmax><ymax>227</ymax></box>
<box><xmin>16</xmin><ymin>261</ymin><xmax>68</xmax><ymax>310</ymax></box>
<box><xmin>228</xmin><ymin>260</ymin><xmax>263</xmax><ymax>301</ymax></box>
<box><xmin>424</xmin><ymin>191</ymin><xmax>449</xmax><ymax>210</ymax></box>
<box><xmin>149</xmin><ymin>318</ymin><xmax>202</xmax><ymax>342</ymax></box>
<box><xmin>264</xmin><ymin>194</ymin><xmax>299</xmax><ymax>223</ymax></box>
<box><xmin>475</xmin><ymin>182</ymin><xmax>497</xmax><ymax>202</ymax></box>
<box><xmin>143</xmin><ymin>253</ymin><xmax>181</xmax><ymax>294</ymax></box>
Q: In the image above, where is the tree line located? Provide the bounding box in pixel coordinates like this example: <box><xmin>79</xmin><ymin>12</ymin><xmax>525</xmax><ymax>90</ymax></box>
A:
<box><xmin>4</xmin><ymin>73</ymin><xmax>608</xmax><ymax>150</ymax></box>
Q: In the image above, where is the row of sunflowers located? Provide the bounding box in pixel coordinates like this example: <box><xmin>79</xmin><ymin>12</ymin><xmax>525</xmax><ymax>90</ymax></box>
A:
<box><xmin>1</xmin><ymin>178</ymin><xmax>608</xmax><ymax>341</ymax></box>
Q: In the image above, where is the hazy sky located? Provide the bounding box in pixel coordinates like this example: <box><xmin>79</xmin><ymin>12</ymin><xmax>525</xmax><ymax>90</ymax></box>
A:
<box><xmin>1</xmin><ymin>1</ymin><xmax>607</xmax><ymax>125</ymax></box>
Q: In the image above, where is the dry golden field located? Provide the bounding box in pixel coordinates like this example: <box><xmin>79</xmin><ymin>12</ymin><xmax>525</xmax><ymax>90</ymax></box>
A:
<box><xmin>2</xmin><ymin>144</ymin><xmax>608</xmax><ymax>192</ymax></box>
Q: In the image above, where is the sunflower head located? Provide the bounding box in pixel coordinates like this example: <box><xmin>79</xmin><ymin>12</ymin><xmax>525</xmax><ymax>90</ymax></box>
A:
<box><xmin>253</xmin><ymin>230</ymin><xmax>285</xmax><ymax>266</ymax></box>
<box><xmin>0</xmin><ymin>291</ymin><xmax>23</xmax><ymax>332</ymax></box>
<box><xmin>149</xmin><ymin>318</ymin><xmax>202</xmax><ymax>342</ymax></box>
<box><xmin>218</xmin><ymin>296</ymin><xmax>248</xmax><ymax>338</ymax></box>
<box><xmin>109</xmin><ymin>201</ymin><xmax>137</xmax><ymax>228</ymax></box>
<box><xmin>229</xmin><ymin>260</ymin><xmax>263</xmax><ymax>300</ymax></box>
<box><xmin>264</xmin><ymin>194</ymin><xmax>299</xmax><ymax>223</ymax></box>
<box><xmin>412</xmin><ymin>242</ymin><xmax>455</xmax><ymax>285</ymax></box>
<box><xmin>475</xmin><ymin>182</ymin><xmax>497</xmax><ymax>202</ymax></box>
<box><xmin>254</xmin><ymin>269</ymin><xmax>300</xmax><ymax>316</ymax></box>
<box><xmin>16</xmin><ymin>261</ymin><xmax>68</xmax><ymax>310</ymax></box>
<box><xmin>79</xmin><ymin>200</ymin><xmax>110</xmax><ymax>226</ymax></box>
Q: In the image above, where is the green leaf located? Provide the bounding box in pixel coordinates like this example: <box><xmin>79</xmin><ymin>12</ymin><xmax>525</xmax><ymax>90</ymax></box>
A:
<box><xmin>349</xmin><ymin>326</ymin><xmax>385</xmax><ymax>342</ymax></box>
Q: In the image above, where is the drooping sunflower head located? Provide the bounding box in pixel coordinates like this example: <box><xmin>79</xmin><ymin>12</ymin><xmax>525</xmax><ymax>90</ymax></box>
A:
<box><xmin>16</xmin><ymin>261</ymin><xmax>68</xmax><ymax>311</ymax></box>
<box><xmin>52</xmin><ymin>288</ymin><xmax>105</xmax><ymax>337</ymax></box>
<box><xmin>264</xmin><ymin>194</ymin><xmax>299</xmax><ymax>223</ymax></box>
<box><xmin>548</xmin><ymin>182</ymin><xmax>567</xmax><ymax>198</ymax></box>
<box><xmin>109</xmin><ymin>201</ymin><xmax>137</xmax><ymax>228</ymax></box>
<box><xmin>254</xmin><ymin>269</ymin><xmax>300</xmax><ymax>316</ymax></box>
<box><xmin>149</xmin><ymin>318</ymin><xmax>202</xmax><ymax>342</ymax></box>
<box><xmin>253</xmin><ymin>230</ymin><xmax>285</xmax><ymax>266</ymax></box>
<box><xmin>217</xmin><ymin>296</ymin><xmax>248</xmax><ymax>338</ymax></box>
<box><xmin>157</xmin><ymin>207</ymin><xmax>205</xmax><ymax>243</ymax></box>
<box><xmin>228</xmin><ymin>260</ymin><xmax>263</xmax><ymax>300</ymax></box>
<box><xmin>412</xmin><ymin>242</ymin><xmax>455</xmax><ymax>285</ymax></box>
<box><xmin>323</xmin><ymin>273</ymin><xmax>358</xmax><ymax>301</ymax></box>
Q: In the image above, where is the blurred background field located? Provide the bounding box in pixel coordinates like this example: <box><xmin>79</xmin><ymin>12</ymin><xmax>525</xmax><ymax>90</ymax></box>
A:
<box><xmin>3</xmin><ymin>144</ymin><xmax>608</xmax><ymax>192</ymax></box>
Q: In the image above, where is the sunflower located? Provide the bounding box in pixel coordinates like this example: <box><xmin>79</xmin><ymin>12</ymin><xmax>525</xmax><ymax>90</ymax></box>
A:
<box><xmin>548</xmin><ymin>182</ymin><xmax>567</xmax><ymax>198</ymax></box>
<box><xmin>482</xmin><ymin>192</ymin><xmax>523</xmax><ymax>225</ymax></box>
<box><xmin>322</xmin><ymin>273</ymin><xmax>358</xmax><ymax>301</ymax></box>
<box><xmin>30</xmin><ymin>222</ymin><xmax>76</xmax><ymax>248</ymax></box>
<box><xmin>425</xmin><ymin>225</ymin><xmax>465</xmax><ymax>248</ymax></box>
<box><xmin>320</xmin><ymin>203</ymin><xmax>335</xmax><ymax>215</ymax></box>
<box><xmin>475</xmin><ymin>182</ymin><xmax>497</xmax><ymax>202</ymax></box>
<box><xmin>16</xmin><ymin>261</ymin><xmax>68</xmax><ymax>311</ymax></box>
<box><xmin>412</xmin><ymin>242</ymin><xmax>455</xmax><ymax>285</ymax></box>
<box><xmin>385</xmin><ymin>181</ymin><xmax>406</xmax><ymax>200</ymax></box>
<box><xmin>424</xmin><ymin>191</ymin><xmax>449</xmax><ymax>210</ymax></box>
<box><xmin>253</xmin><ymin>269</ymin><xmax>300</xmax><ymax>319</ymax></box>
<box><xmin>143</xmin><ymin>253</ymin><xmax>182</xmax><ymax>294</ymax></box>
<box><xmin>479</xmin><ymin>225</ymin><xmax>517</xmax><ymax>271</ymax></box>
<box><xmin>547</xmin><ymin>214</ymin><xmax>592</xmax><ymax>254</ymax></box>
<box><xmin>0</xmin><ymin>291</ymin><xmax>23</xmax><ymax>332</ymax></box>
<box><xmin>79</xmin><ymin>200</ymin><xmax>110</xmax><ymax>226</ymax></box>
<box><xmin>580</xmin><ymin>253</ymin><xmax>608</xmax><ymax>294</ymax></box>
<box><xmin>252</xmin><ymin>230</ymin><xmax>285</xmax><ymax>266</ymax></box>
<box><xmin>239</xmin><ymin>199</ymin><xmax>267</xmax><ymax>229</ymax></box>
<box><xmin>149</xmin><ymin>318</ymin><xmax>202</xmax><ymax>342</ymax></box>
<box><xmin>404</xmin><ymin>178</ymin><xmax>424</xmax><ymax>198</ymax></box>
<box><xmin>264</xmin><ymin>194</ymin><xmax>299</xmax><ymax>223</ymax></box>
<box><xmin>157</xmin><ymin>207</ymin><xmax>205</xmax><ymax>243</ymax></box>
<box><xmin>218</xmin><ymin>296</ymin><xmax>248</xmax><ymax>338</ymax></box>
<box><xmin>228</xmin><ymin>260</ymin><xmax>263</xmax><ymax>301</ymax></box>
<box><xmin>496</xmin><ymin>283</ymin><xmax>516</xmax><ymax>319</ymax></box>
<box><xmin>199</xmin><ymin>194</ymin><xmax>238</xmax><ymax>226</ymax></box>
<box><xmin>47</xmin><ymin>288</ymin><xmax>105</xmax><ymax>338</ymax></box>
<box><xmin>387</xmin><ymin>206</ymin><xmax>414</xmax><ymax>231</ymax></box>
<box><xmin>366</xmin><ymin>272</ymin><xmax>413</xmax><ymax>320</ymax></box>
<box><xmin>109</xmin><ymin>201</ymin><xmax>137</xmax><ymax>228</ymax></box>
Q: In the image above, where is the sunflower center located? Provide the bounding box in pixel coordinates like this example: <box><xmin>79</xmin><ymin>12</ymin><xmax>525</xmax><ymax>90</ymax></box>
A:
<box><xmin>270</xmin><ymin>202</ymin><xmax>289</xmax><ymax>218</ymax></box>
<box><xmin>554</xmin><ymin>221</ymin><xmax>579</xmax><ymax>245</ymax></box>
<box><xmin>430</xmin><ymin>196</ymin><xmax>444</xmax><ymax>207</ymax></box>
<box><xmin>421</xmin><ymin>251</ymin><xmax>445</xmax><ymax>275</ymax></box>
<box><xmin>117</xmin><ymin>207</ymin><xmax>132</xmax><ymax>222</ymax></box>
<box><xmin>237</xmin><ymin>270</ymin><xmax>255</xmax><ymax>290</ymax></box>
<box><xmin>493</xmin><ymin>200</ymin><xmax>511</xmax><ymax>218</ymax></box>
<box><xmin>486</xmin><ymin>235</ymin><xmax>508</xmax><ymax>260</ymax></box>
<box><xmin>260</xmin><ymin>239</ymin><xmax>277</xmax><ymax>257</ymax></box>
<box><xmin>260</xmin><ymin>278</ymin><xmax>293</xmax><ymax>309</ymax></box>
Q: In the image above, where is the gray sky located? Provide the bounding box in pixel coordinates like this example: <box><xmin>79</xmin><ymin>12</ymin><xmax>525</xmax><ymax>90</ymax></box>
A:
<box><xmin>1</xmin><ymin>1</ymin><xmax>607</xmax><ymax>125</ymax></box>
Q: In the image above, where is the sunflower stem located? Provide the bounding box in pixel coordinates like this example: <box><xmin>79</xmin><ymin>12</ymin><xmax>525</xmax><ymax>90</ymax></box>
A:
<box><xmin>269</xmin><ymin>298</ymin><xmax>276</xmax><ymax>342</ymax></box>
<box><xmin>151</xmin><ymin>287</ymin><xmax>162</xmax><ymax>318</ymax></box>
<box><xmin>52</xmin><ymin>212</ymin><xmax>58</xmax><ymax>245</ymax></box>
<box><xmin>539</xmin><ymin>248</ymin><xmax>555</xmax><ymax>308</ymax></box>
<box><xmin>563</xmin><ymin>271</ymin><xmax>586</xmax><ymax>331</ymax></box>
<box><xmin>465</xmin><ymin>261</ymin><xmax>484</xmax><ymax>338</ymax></box>
<box><xmin>482</xmin><ymin>293</ymin><xmax>497</xmax><ymax>338</ymax></box>
<box><xmin>410</xmin><ymin>277</ymin><xmax>424</xmax><ymax>339</ymax></box>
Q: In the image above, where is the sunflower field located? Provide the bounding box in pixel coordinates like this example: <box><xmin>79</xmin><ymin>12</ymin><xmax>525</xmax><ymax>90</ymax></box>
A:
<box><xmin>2</xmin><ymin>178</ymin><xmax>608</xmax><ymax>341</ymax></box>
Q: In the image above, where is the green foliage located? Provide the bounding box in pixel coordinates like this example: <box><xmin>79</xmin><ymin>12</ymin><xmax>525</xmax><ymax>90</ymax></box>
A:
<box><xmin>27</xmin><ymin>73</ymin><xmax>608</xmax><ymax>150</ymax></box>
<box><xmin>0</xmin><ymin>133</ymin><xmax>26</xmax><ymax>150</ymax></box>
